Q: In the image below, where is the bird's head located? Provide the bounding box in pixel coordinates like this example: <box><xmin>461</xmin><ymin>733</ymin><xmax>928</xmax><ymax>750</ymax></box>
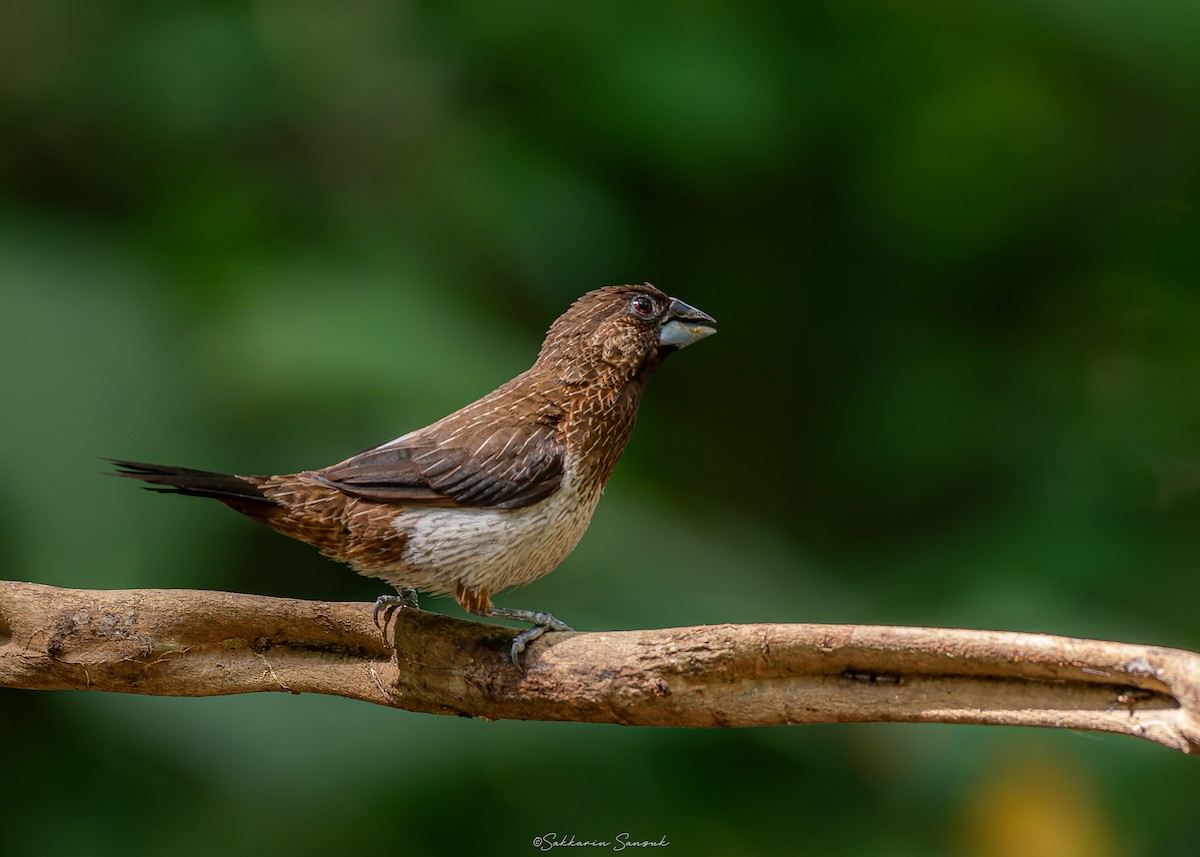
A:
<box><xmin>536</xmin><ymin>284</ymin><xmax>716</xmax><ymax>386</ymax></box>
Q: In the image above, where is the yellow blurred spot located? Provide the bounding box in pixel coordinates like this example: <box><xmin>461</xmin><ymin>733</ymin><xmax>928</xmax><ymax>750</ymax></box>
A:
<box><xmin>960</xmin><ymin>754</ymin><xmax>1118</xmax><ymax>857</ymax></box>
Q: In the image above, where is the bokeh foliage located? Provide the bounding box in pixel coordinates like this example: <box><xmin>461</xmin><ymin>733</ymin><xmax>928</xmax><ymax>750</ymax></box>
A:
<box><xmin>2</xmin><ymin>1</ymin><xmax>1198</xmax><ymax>855</ymax></box>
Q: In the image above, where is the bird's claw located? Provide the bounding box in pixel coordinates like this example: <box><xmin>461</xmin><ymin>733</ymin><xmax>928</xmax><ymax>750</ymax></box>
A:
<box><xmin>510</xmin><ymin>630</ymin><xmax>537</xmax><ymax>672</ymax></box>
<box><xmin>373</xmin><ymin>588</ymin><xmax>419</xmax><ymax>642</ymax></box>
<box><xmin>483</xmin><ymin>607</ymin><xmax>574</xmax><ymax>672</ymax></box>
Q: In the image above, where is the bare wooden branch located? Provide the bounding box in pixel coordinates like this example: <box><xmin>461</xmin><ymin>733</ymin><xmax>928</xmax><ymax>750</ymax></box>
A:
<box><xmin>2</xmin><ymin>581</ymin><xmax>1197</xmax><ymax>754</ymax></box>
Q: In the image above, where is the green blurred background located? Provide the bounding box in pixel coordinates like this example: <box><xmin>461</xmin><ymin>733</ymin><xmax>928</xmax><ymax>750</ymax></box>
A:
<box><xmin>2</xmin><ymin>1</ymin><xmax>1198</xmax><ymax>854</ymax></box>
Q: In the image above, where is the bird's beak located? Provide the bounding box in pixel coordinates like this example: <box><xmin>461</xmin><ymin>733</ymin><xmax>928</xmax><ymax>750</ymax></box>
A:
<box><xmin>659</xmin><ymin>297</ymin><xmax>717</xmax><ymax>349</ymax></box>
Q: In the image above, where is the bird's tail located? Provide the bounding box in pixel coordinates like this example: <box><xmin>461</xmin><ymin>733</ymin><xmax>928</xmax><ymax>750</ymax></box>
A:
<box><xmin>104</xmin><ymin>459</ymin><xmax>276</xmax><ymax>516</ymax></box>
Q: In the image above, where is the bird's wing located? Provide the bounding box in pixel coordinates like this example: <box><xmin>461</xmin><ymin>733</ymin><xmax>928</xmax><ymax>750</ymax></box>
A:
<box><xmin>315</xmin><ymin>420</ymin><xmax>565</xmax><ymax>510</ymax></box>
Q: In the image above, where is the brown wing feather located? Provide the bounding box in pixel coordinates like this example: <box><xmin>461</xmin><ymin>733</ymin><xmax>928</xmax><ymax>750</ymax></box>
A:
<box><xmin>316</xmin><ymin>421</ymin><xmax>565</xmax><ymax>511</ymax></box>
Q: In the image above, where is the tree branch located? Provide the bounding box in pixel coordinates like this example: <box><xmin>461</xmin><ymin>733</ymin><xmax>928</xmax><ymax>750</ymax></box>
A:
<box><xmin>2</xmin><ymin>581</ymin><xmax>1197</xmax><ymax>754</ymax></box>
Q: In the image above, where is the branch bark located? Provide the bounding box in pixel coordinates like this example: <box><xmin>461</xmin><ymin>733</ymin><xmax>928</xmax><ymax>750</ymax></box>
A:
<box><xmin>2</xmin><ymin>581</ymin><xmax>1197</xmax><ymax>754</ymax></box>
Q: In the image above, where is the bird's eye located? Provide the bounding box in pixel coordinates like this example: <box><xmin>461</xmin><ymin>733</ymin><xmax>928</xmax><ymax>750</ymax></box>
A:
<box><xmin>630</xmin><ymin>295</ymin><xmax>658</xmax><ymax>319</ymax></box>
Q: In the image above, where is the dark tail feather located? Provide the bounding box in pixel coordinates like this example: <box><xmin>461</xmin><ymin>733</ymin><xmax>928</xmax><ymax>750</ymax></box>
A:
<box><xmin>103</xmin><ymin>458</ymin><xmax>274</xmax><ymax>507</ymax></box>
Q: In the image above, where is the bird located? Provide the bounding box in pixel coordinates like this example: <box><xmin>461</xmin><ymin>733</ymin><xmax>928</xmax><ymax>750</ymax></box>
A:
<box><xmin>108</xmin><ymin>284</ymin><xmax>716</xmax><ymax>666</ymax></box>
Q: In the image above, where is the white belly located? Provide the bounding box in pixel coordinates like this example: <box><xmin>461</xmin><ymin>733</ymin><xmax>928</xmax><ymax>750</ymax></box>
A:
<box><xmin>378</xmin><ymin>463</ymin><xmax>602</xmax><ymax>596</ymax></box>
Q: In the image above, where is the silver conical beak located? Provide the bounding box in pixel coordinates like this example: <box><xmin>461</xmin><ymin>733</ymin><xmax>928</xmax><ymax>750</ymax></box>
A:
<box><xmin>659</xmin><ymin>297</ymin><xmax>717</xmax><ymax>348</ymax></box>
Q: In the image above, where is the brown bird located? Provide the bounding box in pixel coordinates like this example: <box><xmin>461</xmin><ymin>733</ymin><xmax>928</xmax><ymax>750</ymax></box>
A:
<box><xmin>109</xmin><ymin>284</ymin><xmax>716</xmax><ymax>665</ymax></box>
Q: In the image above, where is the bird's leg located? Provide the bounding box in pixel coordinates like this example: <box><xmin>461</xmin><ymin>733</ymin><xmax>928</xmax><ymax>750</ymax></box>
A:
<box><xmin>373</xmin><ymin>586</ymin><xmax>420</xmax><ymax>641</ymax></box>
<box><xmin>454</xmin><ymin>583</ymin><xmax>572</xmax><ymax>669</ymax></box>
<box><xmin>483</xmin><ymin>606</ymin><xmax>575</xmax><ymax>670</ymax></box>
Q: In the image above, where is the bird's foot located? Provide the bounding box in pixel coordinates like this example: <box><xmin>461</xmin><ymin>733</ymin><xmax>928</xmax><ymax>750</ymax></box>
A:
<box><xmin>485</xmin><ymin>607</ymin><xmax>574</xmax><ymax>671</ymax></box>
<box><xmin>373</xmin><ymin>587</ymin><xmax>420</xmax><ymax>642</ymax></box>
